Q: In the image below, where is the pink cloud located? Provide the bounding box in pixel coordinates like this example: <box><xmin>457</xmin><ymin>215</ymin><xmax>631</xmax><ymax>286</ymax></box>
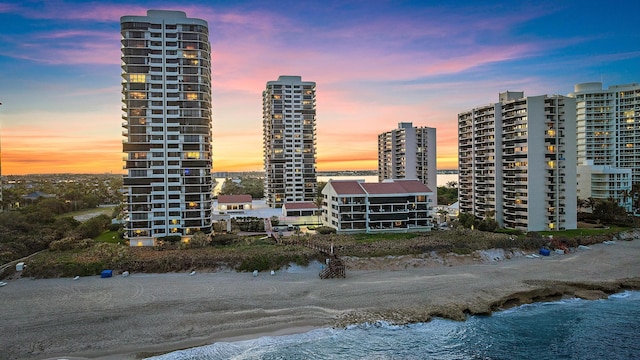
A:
<box><xmin>1</xmin><ymin>2</ymin><xmax>581</xmax><ymax>173</ymax></box>
<box><xmin>14</xmin><ymin>3</ymin><xmax>149</xmax><ymax>21</ymax></box>
<box><xmin>12</xmin><ymin>42</ymin><xmax>120</xmax><ymax>65</ymax></box>
<box><xmin>35</xmin><ymin>29</ymin><xmax>120</xmax><ymax>40</ymax></box>
<box><xmin>0</xmin><ymin>2</ymin><xmax>19</xmax><ymax>12</ymax></box>
<box><xmin>1</xmin><ymin>27</ymin><xmax>121</xmax><ymax>64</ymax></box>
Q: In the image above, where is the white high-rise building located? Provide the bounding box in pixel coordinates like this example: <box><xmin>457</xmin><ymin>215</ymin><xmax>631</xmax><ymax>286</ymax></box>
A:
<box><xmin>378</xmin><ymin>122</ymin><xmax>437</xmax><ymax>206</ymax></box>
<box><xmin>577</xmin><ymin>160</ymin><xmax>632</xmax><ymax>212</ymax></box>
<box><xmin>458</xmin><ymin>92</ymin><xmax>577</xmax><ymax>231</ymax></box>
<box><xmin>570</xmin><ymin>82</ymin><xmax>640</xmax><ymax>211</ymax></box>
<box><xmin>121</xmin><ymin>10</ymin><xmax>213</xmax><ymax>246</ymax></box>
<box><xmin>262</xmin><ymin>76</ymin><xmax>317</xmax><ymax>208</ymax></box>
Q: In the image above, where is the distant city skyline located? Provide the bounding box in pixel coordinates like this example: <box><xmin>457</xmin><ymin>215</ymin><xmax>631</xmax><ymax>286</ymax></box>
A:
<box><xmin>1</xmin><ymin>0</ymin><xmax>639</xmax><ymax>175</ymax></box>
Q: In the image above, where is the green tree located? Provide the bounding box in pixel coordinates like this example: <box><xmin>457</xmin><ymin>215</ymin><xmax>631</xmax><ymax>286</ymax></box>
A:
<box><xmin>477</xmin><ymin>217</ymin><xmax>498</xmax><ymax>232</ymax></box>
<box><xmin>317</xmin><ymin>181</ymin><xmax>327</xmax><ymax>195</ymax></box>
<box><xmin>38</xmin><ymin>198</ymin><xmax>68</xmax><ymax>215</ymax></box>
<box><xmin>631</xmin><ymin>183</ymin><xmax>640</xmax><ymax>214</ymax></box>
<box><xmin>593</xmin><ymin>198</ymin><xmax>630</xmax><ymax>225</ymax></box>
<box><xmin>458</xmin><ymin>212</ymin><xmax>475</xmax><ymax>229</ymax></box>
<box><xmin>577</xmin><ymin>197</ymin><xmax>588</xmax><ymax>213</ymax></box>
<box><xmin>219</xmin><ymin>178</ymin><xmax>243</xmax><ymax>195</ymax></box>
<box><xmin>219</xmin><ymin>176</ymin><xmax>265</xmax><ymax>199</ymax></box>
<box><xmin>190</xmin><ymin>231</ymin><xmax>209</xmax><ymax>248</ymax></box>
<box><xmin>437</xmin><ymin>183</ymin><xmax>458</xmax><ymax>205</ymax></box>
<box><xmin>73</xmin><ymin>214</ymin><xmax>111</xmax><ymax>239</ymax></box>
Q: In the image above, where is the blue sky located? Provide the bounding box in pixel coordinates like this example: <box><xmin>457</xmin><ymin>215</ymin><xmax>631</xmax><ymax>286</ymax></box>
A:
<box><xmin>0</xmin><ymin>0</ymin><xmax>638</xmax><ymax>174</ymax></box>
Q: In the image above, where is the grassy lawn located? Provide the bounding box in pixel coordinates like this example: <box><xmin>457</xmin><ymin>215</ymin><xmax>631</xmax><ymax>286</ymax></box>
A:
<box><xmin>350</xmin><ymin>232</ymin><xmax>420</xmax><ymax>243</ymax></box>
<box><xmin>95</xmin><ymin>230</ymin><xmax>123</xmax><ymax>244</ymax></box>
<box><xmin>59</xmin><ymin>206</ymin><xmax>115</xmax><ymax>221</ymax></box>
<box><xmin>538</xmin><ymin>226</ymin><xmax>632</xmax><ymax>238</ymax></box>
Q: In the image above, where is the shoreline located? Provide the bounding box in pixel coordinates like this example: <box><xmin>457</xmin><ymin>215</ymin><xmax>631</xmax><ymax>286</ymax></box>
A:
<box><xmin>2</xmin><ymin>238</ymin><xmax>640</xmax><ymax>360</ymax></box>
<box><xmin>126</xmin><ymin>282</ymin><xmax>640</xmax><ymax>360</ymax></box>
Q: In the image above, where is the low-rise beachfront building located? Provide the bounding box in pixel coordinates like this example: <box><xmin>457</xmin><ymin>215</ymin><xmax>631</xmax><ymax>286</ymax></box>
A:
<box><xmin>321</xmin><ymin>179</ymin><xmax>434</xmax><ymax>233</ymax></box>
<box><xmin>282</xmin><ymin>201</ymin><xmax>318</xmax><ymax>217</ymax></box>
<box><xmin>281</xmin><ymin>201</ymin><xmax>320</xmax><ymax>227</ymax></box>
<box><xmin>217</xmin><ymin>194</ymin><xmax>253</xmax><ymax>214</ymax></box>
<box><xmin>577</xmin><ymin>160</ymin><xmax>632</xmax><ymax>212</ymax></box>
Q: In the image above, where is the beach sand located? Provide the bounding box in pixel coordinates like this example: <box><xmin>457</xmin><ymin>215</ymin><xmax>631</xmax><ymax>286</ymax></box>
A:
<box><xmin>2</xmin><ymin>238</ymin><xmax>640</xmax><ymax>360</ymax></box>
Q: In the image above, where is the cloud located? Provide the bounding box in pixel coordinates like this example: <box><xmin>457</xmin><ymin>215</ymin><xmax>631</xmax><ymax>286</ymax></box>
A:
<box><xmin>3</xmin><ymin>0</ymin><xmax>633</xmax><ymax>175</ymax></box>
<box><xmin>6</xmin><ymin>2</ymin><xmax>148</xmax><ymax>22</ymax></box>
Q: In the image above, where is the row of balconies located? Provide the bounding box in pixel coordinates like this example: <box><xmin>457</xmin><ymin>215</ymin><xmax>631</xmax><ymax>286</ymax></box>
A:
<box><xmin>126</xmin><ymin>206</ymin><xmax>213</xmax><ymax>217</ymax></box>
<box><xmin>349</xmin><ymin>214</ymin><xmax>435</xmax><ymax>224</ymax></box>
<box><xmin>125</xmin><ymin>223</ymin><xmax>212</xmax><ymax>236</ymax></box>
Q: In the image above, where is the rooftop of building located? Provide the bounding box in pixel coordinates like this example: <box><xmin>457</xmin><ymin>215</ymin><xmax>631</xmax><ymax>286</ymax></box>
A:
<box><xmin>327</xmin><ymin>179</ymin><xmax>432</xmax><ymax>196</ymax></box>
<box><xmin>212</xmin><ymin>199</ymin><xmax>281</xmax><ymax>219</ymax></box>
<box><xmin>217</xmin><ymin>194</ymin><xmax>252</xmax><ymax>204</ymax></box>
<box><xmin>282</xmin><ymin>201</ymin><xmax>317</xmax><ymax>210</ymax></box>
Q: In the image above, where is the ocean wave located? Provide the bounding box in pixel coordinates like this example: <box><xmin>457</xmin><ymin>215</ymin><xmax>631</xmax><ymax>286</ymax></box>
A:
<box><xmin>146</xmin><ymin>328</ymin><xmax>337</xmax><ymax>360</ymax></box>
<box><xmin>345</xmin><ymin>320</ymin><xmax>409</xmax><ymax>331</ymax></box>
<box><xmin>608</xmin><ymin>290</ymin><xmax>636</xmax><ymax>299</ymax></box>
<box><xmin>147</xmin><ymin>291</ymin><xmax>640</xmax><ymax>360</ymax></box>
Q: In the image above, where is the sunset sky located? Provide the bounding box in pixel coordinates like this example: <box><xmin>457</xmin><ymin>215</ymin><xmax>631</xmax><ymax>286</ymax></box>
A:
<box><xmin>0</xmin><ymin>0</ymin><xmax>639</xmax><ymax>175</ymax></box>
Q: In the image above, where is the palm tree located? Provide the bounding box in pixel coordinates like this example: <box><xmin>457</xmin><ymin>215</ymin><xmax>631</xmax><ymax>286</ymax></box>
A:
<box><xmin>631</xmin><ymin>183</ymin><xmax>640</xmax><ymax>214</ymax></box>
<box><xmin>314</xmin><ymin>195</ymin><xmax>324</xmax><ymax>226</ymax></box>
<box><xmin>577</xmin><ymin>197</ymin><xmax>588</xmax><ymax>213</ymax></box>
<box><xmin>586</xmin><ymin>197</ymin><xmax>597</xmax><ymax>213</ymax></box>
<box><xmin>437</xmin><ymin>208</ymin><xmax>449</xmax><ymax>223</ymax></box>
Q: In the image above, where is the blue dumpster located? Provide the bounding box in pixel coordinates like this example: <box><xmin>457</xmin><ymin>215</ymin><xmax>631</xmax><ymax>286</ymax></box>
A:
<box><xmin>101</xmin><ymin>269</ymin><xmax>113</xmax><ymax>278</ymax></box>
<box><xmin>539</xmin><ymin>248</ymin><xmax>551</xmax><ymax>256</ymax></box>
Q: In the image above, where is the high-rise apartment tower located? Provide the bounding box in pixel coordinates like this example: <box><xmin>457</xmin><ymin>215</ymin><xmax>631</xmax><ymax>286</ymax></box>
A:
<box><xmin>571</xmin><ymin>82</ymin><xmax>640</xmax><ymax>183</ymax></box>
<box><xmin>121</xmin><ymin>10</ymin><xmax>213</xmax><ymax>246</ymax></box>
<box><xmin>570</xmin><ymin>82</ymin><xmax>640</xmax><ymax>212</ymax></box>
<box><xmin>458</xmin><ymin>92</ymin><xmax>577</xmax><ymax>231</ymax></box>
<box><xmin>378</xmin><ymin>122</ymin><xmax>437</xmax><ymax>206</ymax></box>
<box><xmin>262</xmin><ymin>76</ymin><xmax>317</xmax><ymax>208</ymax></box>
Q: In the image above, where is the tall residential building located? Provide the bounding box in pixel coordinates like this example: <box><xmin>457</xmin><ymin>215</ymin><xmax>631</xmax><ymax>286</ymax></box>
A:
<box><xmin>262</xmin><ymin>75</ymin><xmax>317</xmax><ymax>208</ymax></box>
<box><xmin>378</xmin><ymin>122</ymin><xmax>437</xmax><ymax>206</ymax></box>
<box><xmin>570</xmin><ymin>82</ymin><xmax>640</xmax><ymax>210</ymax></box>
<box><xmin>121</xmin><ymin>10</ymin><xmax>213</xmax><ymax>246</ymax></box>
<box><xmin>458</xmin><ymin>92</ymin><xmax>577</xmax><ymax>232</ymax></box>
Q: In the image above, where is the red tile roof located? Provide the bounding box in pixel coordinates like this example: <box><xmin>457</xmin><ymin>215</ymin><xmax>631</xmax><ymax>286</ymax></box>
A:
<box><xmin>393</xmin><ymin>179</ymin><xmax>433</xmax><ymax>193</ymax></box>
<box><xmin>361</xmin><ymin>180</ymin><xmax>433</xmax><ymax>195</ymax></box>
<box><xmin>283</xmin><ymin>201</ymin><xmax>317</xmax><ymax>210</ymax></box>
<box><xmin>329</xmin><ymin>179</ymin><xmax>432</xmax><ymax>196</ymax></box>
<box><xmin>218</xmin><ymin>194</ymin><xmax>252</xmax><ymax>203</ymax></box>
<box><xmin>329</xmin><ymin>180</ymin><xmax>367</xmax><ymax>195</ymax></box>
<box><xmin>361</xmin><ymin>182</ymin><xmax>405</xmax><ymax>194</ymax></box>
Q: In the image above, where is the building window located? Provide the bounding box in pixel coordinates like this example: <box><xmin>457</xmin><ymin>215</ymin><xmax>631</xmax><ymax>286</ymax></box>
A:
<box><xmin>129</xmin><ymin>74</ymin><xmax>146</xmax><ymax>83</ymax></box>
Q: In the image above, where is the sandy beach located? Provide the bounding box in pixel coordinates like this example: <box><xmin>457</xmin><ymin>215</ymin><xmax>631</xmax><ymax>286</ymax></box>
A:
<box><xmin>2</xmin><ymin>238</ymin><xmax>640</xmax><ymax>360</ymax></box>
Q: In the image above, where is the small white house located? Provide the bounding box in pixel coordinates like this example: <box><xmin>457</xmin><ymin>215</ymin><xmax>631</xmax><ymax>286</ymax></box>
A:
<box><xmin>217</xmin><ymin>194</ymin><xmax>253</xmax><ymax>214</ymax></box>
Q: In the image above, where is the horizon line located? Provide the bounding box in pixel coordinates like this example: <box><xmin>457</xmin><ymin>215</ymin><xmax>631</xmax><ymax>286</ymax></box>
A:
<box><xmin>1</xmin><ymin>169</ymin><xmax>461</xmax><ymax>176</ymax></box>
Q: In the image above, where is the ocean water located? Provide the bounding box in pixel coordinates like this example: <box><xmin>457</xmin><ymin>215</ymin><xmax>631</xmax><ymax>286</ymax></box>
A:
<box><xmin>147</xmin><ymin>291</ymin><xmax>640</xmax><ymax>360</ymax></box>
